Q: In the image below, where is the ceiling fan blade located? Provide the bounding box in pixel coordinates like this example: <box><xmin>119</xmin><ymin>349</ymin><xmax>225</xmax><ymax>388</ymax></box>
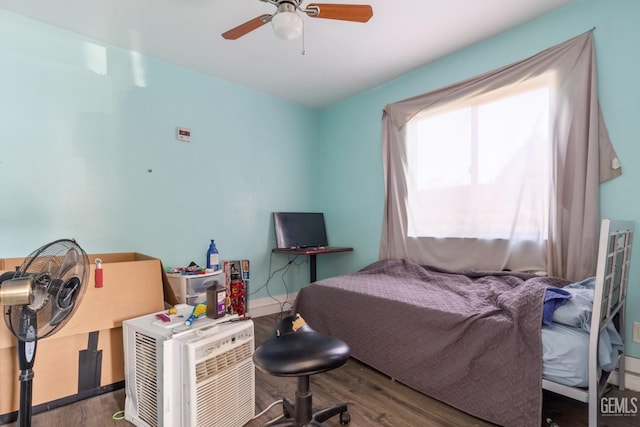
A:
<box><xmin>304</xmin><ymin>4</ymin><xmax>373</xmax><ymax>22</ymax></box>
<box><xmin>222</xmin><ymin>14</ymin><xmax>272</xmax><ymax>40</ymax></box>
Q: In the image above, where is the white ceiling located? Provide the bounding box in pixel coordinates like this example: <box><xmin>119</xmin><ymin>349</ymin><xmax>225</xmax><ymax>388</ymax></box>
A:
<box><xmin>0</xmin><ymin>0</ymin><xmax>573</xmax><ymax>109</ymax></box>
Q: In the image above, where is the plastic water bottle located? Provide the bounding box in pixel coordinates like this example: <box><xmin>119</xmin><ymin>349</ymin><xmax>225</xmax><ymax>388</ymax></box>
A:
<box><xmin>206</xmin><ymin>240</ymin><xmax>219</xmax><ymax>271</ymax></box>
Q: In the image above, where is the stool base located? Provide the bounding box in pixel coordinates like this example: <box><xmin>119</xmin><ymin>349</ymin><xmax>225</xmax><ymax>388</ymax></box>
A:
<box><xmin>268</xmin><ymin>376</ymin><xmax>350</xmax><ymax>426</ymax></box>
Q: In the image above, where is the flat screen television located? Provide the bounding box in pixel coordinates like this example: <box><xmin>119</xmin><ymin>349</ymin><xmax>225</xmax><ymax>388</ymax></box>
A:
<box><xmin>273</xmin><ymin>212</ymin><xmax>329</xmax><ymax>249</ymax></box>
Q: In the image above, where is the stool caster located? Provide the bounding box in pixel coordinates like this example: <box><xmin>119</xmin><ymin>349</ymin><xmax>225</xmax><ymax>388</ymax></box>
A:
<box><xmin>340</xmin><ymin>410</ymin><xmax>350</xmax><ymax>425</ymax></box>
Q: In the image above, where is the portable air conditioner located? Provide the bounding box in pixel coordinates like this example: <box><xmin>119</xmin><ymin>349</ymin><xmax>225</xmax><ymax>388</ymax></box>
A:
<box><xmin>123</xmin><ymin>305</ymin><xmax>255</xmax><ymax>427</ymax></box>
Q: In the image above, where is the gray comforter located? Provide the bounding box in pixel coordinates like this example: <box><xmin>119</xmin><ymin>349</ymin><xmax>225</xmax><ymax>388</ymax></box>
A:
<box><xmin>292</xmin><ymin>259</ymin><xmax>570</xmax><ymax>427</ymax></box>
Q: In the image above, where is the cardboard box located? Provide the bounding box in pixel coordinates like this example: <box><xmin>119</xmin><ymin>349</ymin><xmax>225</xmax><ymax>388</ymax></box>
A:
<box><xmin>0</xmin><ymin>252</ymin><xmax>165</xmax><ymax>419</ymax></box>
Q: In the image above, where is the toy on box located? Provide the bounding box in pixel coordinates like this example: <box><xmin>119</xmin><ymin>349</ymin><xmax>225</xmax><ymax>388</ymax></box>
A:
<box><xmin>223</xmin><ymin>260</ymin><xmax>249</xmax><ymax>315</ymax></box>
<box><xmin>184</xmin><ymin>302</ymin><xmax>207</xmax><ymax>326</ymax></box>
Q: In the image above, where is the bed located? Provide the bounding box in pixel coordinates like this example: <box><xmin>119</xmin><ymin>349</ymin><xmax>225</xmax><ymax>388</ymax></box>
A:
<box><xmin>292</xmin><ymin>219</ymin><xmax>634</xmax><ymax>427</ymax></box>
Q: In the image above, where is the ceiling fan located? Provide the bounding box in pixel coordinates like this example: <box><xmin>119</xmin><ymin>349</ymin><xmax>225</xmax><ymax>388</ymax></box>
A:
<box><xmin>222</xmin><ymin>0</ymin><xmax>373</xmax><ymax>41</ymax></box>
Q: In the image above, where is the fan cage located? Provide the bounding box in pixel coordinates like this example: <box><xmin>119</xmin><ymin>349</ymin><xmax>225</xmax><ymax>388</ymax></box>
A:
<box><xmin>4</xmin><ymin>239</ymin><xmax>89</xmax><ymax>341</ymax></box>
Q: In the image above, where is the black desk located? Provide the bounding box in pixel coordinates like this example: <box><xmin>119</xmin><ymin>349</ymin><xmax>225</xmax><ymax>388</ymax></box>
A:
<box><xmin>272</xmin><ymin>246</ymin><xmax>353</xmax><ymax>282</ymax></box>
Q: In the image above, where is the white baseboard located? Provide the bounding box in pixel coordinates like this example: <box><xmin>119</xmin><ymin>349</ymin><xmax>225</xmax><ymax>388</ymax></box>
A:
<box><xmin>248</xmin><ymin>292</ymin><xmax>298</xmax><ymax>318</ymax></box>
<box><xmin>608</xmin><ymin>356</ymin><xmax>640</xmax><ymax>392</ymax></box>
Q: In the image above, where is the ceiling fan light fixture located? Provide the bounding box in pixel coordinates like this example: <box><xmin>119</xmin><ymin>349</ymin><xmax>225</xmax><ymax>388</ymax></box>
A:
<box><xmin>271</xmin><ymin>3</ymin><xmax>303</xmax><ymax>40</ymax></box>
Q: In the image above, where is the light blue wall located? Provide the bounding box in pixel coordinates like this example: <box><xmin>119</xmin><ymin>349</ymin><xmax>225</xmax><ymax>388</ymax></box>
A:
<box><xmin>318</xmin><ymin>0</ymin><xmax>640</xmax><ymax>357</ymax></box>
<box><xmin>3</xmin><ymin>0</ymin><xmax>640</xmax><ymax>356</ymax></box>
<box><xmin>0</xmin><ymin>11</ymin><xmax>320</xmax><ymax>298</ymax></box>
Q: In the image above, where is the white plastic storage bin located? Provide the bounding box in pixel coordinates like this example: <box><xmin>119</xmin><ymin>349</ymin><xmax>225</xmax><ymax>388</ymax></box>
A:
<box><xmin>166</xmin><ymin>271</ymin><xmax>225</xmax><ymax>305</ymax></box>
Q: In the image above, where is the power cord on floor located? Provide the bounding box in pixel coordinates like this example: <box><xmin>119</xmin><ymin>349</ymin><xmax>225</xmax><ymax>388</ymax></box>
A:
<box><xmin>251</xmin><ymin>399</ymin><xmax>284</xmax><ymax>424</ymax></box>
<box><xmin>112</xmin><ymin>409</ymin><xmax>125</xmax><ymax>420</ymax></box>
<box><xmin>265</xmin><ymin>414</ymin><xmax>285</xmax><ymax>425</ymax></box>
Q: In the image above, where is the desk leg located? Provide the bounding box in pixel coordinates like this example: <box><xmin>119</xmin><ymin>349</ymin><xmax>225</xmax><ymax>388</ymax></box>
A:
<box><xmin>309</xmin><ymin>254</ymin><xmax>317</xmax><ymax>283</ymax></box>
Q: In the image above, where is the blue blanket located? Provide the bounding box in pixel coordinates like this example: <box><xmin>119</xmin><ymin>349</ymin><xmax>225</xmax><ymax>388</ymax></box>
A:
<box><xmin>543</xmin><ymin>287</ymin><xmax>572</xmax><ymax>325</ymax></box>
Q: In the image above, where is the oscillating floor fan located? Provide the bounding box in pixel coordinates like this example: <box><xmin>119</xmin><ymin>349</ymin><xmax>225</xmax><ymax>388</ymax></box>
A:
<box><xmin>0</xmin><ymin>239</ymin><xmax>89</xmax><ymax>427</ymax></box>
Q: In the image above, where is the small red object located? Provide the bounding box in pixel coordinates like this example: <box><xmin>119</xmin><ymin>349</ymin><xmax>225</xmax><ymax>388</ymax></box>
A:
<box><xmin>95</xmin><ymin>258</ymin><xmax>103</xmax><ymax>288</ymax></box>
<box><xmin>155</xmin><ymin>313</ymin><xmax>171</xmax><ymax>322</ymax></box>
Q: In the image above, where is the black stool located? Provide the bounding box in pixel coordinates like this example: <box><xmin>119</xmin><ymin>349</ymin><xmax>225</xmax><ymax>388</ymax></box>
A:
<box><xmin>253</xmin><ymin>314</ymin><xmax>351</xmax><ymax>426</ymax></box>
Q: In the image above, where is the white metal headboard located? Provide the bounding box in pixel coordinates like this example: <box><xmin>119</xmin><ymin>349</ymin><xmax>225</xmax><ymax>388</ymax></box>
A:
<box><xmin>542</xmin><ymin>219</ymin><xmax>634</xmax><ymax>427</ymax></box>
<box><xmin>588</xmin><ymin>219</ymin><xmax>634</xmax><ymax>424</ymax></box>
<box><xmin>592</xmin><ymin>219</ymin><xmax>634</xmax><ymax>330</ymax></box>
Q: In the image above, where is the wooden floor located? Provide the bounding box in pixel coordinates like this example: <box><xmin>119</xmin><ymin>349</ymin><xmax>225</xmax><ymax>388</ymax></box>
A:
<box><xmin>3</xmin><ymin>313</ymin><xmax>639</xmax><ymax>427</ymax></box>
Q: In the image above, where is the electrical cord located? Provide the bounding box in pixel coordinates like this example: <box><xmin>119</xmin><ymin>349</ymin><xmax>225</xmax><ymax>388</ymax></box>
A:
<box><xmin>270</xmin><ymin>254</ymin><xmax>308</xmax><ymax>315</ymax></box>
<box><xmin>268</xmin><ymin>256</ymin><xmax>292</xmax><ymax>313</ymax></box>
<box><xmin>250</xmin><ymin>252</ymin><xmax>301</xmax><ymax>296</ymax></box>
<box><xmin>251</xmin><ymin>399</ymin><xmax>284</xmax><ymax>420</ymax></box>
<box><xmin>250</xmin><ymin>251</ymin><xmax>309</xmax><ymax>316</ymax></box>
<box><xmin>274</xmin><ymin>255</ymin><xmax>306</xmax><ymax>314</ymax></box>
<box><xmin>266</xmin><ymin>414</ymin><xmax>285</xmax><ymax>425</ymax></box>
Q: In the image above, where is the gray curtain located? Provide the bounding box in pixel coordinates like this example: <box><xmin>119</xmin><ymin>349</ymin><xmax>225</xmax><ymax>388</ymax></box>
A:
<box><xmin>380</xmin><ymin>30</ymin><xmax>621</xmax><ymax>281</ymax></box>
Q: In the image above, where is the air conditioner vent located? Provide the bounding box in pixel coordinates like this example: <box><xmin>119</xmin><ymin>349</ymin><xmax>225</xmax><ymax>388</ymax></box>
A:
<box><xmin>134</xmin><ymin>331</ymin><xmax>160</xmax><ymax>427</ymax></box>
<box><xmin>195</xmin><ymin>341</ymin><xmax>253</xmax><ymax>382</ymax></box>
<box><xmin>195</xmin><ymin>358</ymin><xmax>254</xmax><ymax>427</ymax></box>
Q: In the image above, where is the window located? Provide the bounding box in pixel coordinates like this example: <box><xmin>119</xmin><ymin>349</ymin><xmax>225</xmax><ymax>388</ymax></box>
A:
<box><xmin>380</xmin><ymin>30</ymin><xmax>620</xmax><ymax>278</ymax></box>
<box><xmin>405</xmin><ymin>77</ymin><xmax>553</xmax><ymax>241</ymax></box>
